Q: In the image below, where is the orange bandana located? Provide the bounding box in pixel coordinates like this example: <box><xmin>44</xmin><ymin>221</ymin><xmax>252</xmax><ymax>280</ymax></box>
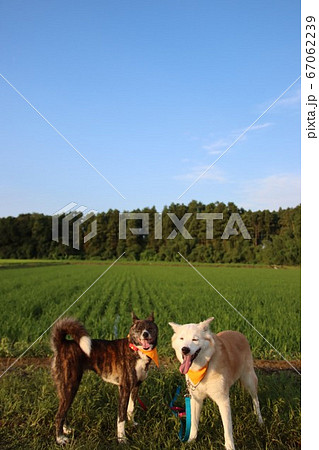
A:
<box><xmin>140</xmin><ymin>347</ymin><xmax>159</xmax><ymax>367</ymax></box>
<box><xmin>128</xmin><ymin>342</ymin><xmax>159</xmax><ymax>367</ymax></box>
<box><xmin>187</xmin><ymin>363</ymin><xmax>209</xmax><ymax>386</ymax></box>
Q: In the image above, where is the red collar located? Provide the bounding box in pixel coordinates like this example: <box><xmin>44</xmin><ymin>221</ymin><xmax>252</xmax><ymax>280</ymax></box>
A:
<box><xmin>129</xmin><ymin>342</ymin><xmax>139</xmax><ymax>352</ymax></box>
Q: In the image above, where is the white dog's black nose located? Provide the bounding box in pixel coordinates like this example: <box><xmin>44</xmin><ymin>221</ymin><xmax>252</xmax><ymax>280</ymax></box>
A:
<box><xmin>182</xmin><ymin>346</ymin><xmax>190</xmax><ymax>355</ymax></box>
<box><xmin>143</xmin><ymin>331</ymin><xmax>149</xmax><ymax>338</ymax></box>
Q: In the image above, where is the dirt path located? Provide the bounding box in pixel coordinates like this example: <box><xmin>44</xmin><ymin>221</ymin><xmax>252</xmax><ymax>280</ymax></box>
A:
<box><xmin>0</xmin><ymin>357</ymin><xmax>301</xmax><ymax>374</ymax></box>
<box><xmin>253</xmin><ymin>359</ymin><xmax>300</xmax><ymax>372</ymax></box>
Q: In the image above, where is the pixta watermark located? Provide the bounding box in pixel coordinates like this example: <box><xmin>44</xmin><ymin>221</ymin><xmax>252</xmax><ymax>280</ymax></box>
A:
<box><xmin>52</xmin><ymin>207</ymin><xmax>251</xmax><ymax>249</ymax></box>
<box><xmin>119</xmin><ymin>212</ymin><xmax>251</xmax><ymax>240</ymax></box>
<box><xmin>52</xmin><ymin>202</ymin><xmax>97</xmax><ymax>250</ymax></box>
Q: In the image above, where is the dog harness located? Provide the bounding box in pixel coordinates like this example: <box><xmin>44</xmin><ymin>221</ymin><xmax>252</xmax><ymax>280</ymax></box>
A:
<box><xmin>128</xmin><ymin>342</ymin><xmax>159</xmax><ymax>367</ymax></box>
<box><xmin>187</xmin><ymin>362</ymin><xmax>209</xmax><ymax>386</ymax></box>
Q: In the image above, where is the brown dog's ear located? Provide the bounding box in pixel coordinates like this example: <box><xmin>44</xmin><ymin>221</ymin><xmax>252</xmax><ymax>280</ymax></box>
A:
<box><xmin>132</xmin><ymin>312</ymin><xmax>139</xmax><ymax>322</ymax></box>
<box><xmin>146</xmin><ymin>312</ymin><xmax>154</xmax><ymax>322</ymax></box>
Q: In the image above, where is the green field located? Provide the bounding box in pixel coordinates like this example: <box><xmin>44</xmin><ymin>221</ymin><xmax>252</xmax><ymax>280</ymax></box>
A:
<box><xmin>0</xmin><ymin>261</ymin><xmax>300</xmax><ymax>359</ymax></box>
<box><xmin>0</xmin><ymin>261</ymin><xmax>300</xmax><ymax>448</ymax></box>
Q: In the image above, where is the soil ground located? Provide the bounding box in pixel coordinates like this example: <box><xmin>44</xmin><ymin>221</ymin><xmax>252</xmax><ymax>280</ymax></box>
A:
<box><xmin>0</xmin><ymin>357</ymin><xmax>301</xmax><ymax>374</ymax></box>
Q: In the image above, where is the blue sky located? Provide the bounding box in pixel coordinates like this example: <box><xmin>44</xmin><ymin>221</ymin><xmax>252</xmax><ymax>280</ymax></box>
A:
<box><xmin>0</xmin><ymin>0</ymin><xmax>300</xmax><ymax>217</ymax></box>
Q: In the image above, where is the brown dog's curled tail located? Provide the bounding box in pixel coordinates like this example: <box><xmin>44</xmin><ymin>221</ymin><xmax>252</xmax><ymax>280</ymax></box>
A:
<box><xmin>51</xmin><ymin>317</ymin><xmax>91</xmax><ymax>356</ymax></box>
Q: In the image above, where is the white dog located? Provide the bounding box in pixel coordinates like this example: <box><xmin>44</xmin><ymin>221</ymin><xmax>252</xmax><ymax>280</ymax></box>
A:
<box><xmin>169</xmin><ymin>318</ymin><xmax>263</xmax><ymax>450</ymax></box>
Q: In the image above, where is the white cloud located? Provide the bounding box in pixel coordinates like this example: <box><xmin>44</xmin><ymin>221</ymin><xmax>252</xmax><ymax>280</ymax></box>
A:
<box><xmin>276</xmin><ymin>88</ymin><xmax>301</xmax><ymax>107</ymax></box>
<box><xmin>257</xmin><ymin>87</ymin><xmax>301</xmax><ymax>112</ymax></box>
<box><xmin>173</xmin><ymin>164</ymin><xmax>226</xmax><ymax>183</ymax></box>
<box><xmin>202</xmin><ymin>138</ymin><xmax>229</xmax><ymax>154</ymax></box>
<box><xmin>208</xmin><ymin>150</ymin><xmax>224</xmax><ymax>155</ymax></box>
<box><xmin>238</xmin><ymin>174</ymin><xmax>301</xmax><ymax>210</ymax></box>
<box><xmin>203</xmin><ymin>122</ymin><xmax>272</xmax><ymax>156</ymax></box>
<box><xmin>231</xmin><ymin>122</ymin><xmax>272</xmax><ymax>136</ymax></box>
<box><xmin>248</xmin><ymin>122</ymin><xmax>272</xmax><ymax>131</ymax></box>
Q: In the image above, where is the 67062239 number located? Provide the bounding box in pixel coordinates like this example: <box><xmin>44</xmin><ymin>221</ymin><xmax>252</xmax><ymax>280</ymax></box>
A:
<box><xmin>306</xmin><ymin>16</ymin><xmax>316</xmax><ymax>79</ymax></box>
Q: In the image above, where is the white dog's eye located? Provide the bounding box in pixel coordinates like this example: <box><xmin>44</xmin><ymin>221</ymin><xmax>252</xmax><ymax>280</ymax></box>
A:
<box><xmin>192</xmin><ymin>338</ymin><xmax>198</xmax><ymax>342</ymax></box>
<box><xmin>180</xmin><ymin>337</ymin><xmax>184</xmax><ymax>340</ymax></box>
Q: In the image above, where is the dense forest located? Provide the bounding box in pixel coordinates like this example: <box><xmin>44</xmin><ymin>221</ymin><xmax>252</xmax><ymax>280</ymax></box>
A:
<box><xmin>0</xmin><ymin>201</ymin><xmax>301</xmax><ymax>265</ymax></box>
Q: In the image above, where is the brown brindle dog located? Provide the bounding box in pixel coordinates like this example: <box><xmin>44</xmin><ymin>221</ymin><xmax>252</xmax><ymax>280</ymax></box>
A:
<box><xmin>51</xmin><ymin>312</ymin><xmax>158</xmax><ymax>445</ymax></box>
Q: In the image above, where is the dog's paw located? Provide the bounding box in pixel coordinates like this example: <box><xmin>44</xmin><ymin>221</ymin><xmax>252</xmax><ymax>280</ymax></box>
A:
<box><xmin>129</xmin><ymin>420</ymin><xmax>138</xmax><ymax>427</ymax></box>
<box><xmin>62</xmin><ymin>425</ymin><xmax>73</xmax><ymax>435</ymax></box>
<box><xmin>258</xmin><ymin>416</ymin><xmax>264</xmax><ymax>426</ymax></box>
<box><xmin>118</xmin><ymin>436</ymin><xmax>128</xmax><ymax>445</ymax></box>
<box><xmin>225</xmin><ymin>444</ymin><xmax>235</xmax><ymax>450</ymax></box>
<box><xmin>56</xmin><ymin>435</ymin><xmax>70</xmax><ymax>445</ymax></box>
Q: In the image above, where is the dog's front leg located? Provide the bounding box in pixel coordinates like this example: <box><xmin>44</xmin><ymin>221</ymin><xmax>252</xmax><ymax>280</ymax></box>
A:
<box><xmin>117</xmin><ymin>385</ymin><xmax>130</xmax><ymax>444</ymax></box>
<box><xmin>187</xmin><ymin>394</ymin><xmax>203</xmax><ymax>442</ymax></box>
<box><xmin>127</xmin><ymin>385</ymin><xmax>139</xmax><ymax>425</ymax></box>
<box><xmin>214</xmin><ymin>394</ymin><xmax>235</xmax><ymax>450</ymax></box>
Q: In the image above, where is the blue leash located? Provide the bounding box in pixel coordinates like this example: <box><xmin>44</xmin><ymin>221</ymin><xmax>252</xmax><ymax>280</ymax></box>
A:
<box><xmin>169</xmin><ymin>385</ymin><xmax>191</xmax><ymax>442</ymax></box>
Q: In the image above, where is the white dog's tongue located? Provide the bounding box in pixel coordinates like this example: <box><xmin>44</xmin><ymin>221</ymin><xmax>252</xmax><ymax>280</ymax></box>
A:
<box><xmin>179</xmin><ymin>354</ymin><xmax>192</xmax><ymax>374</ymax></box>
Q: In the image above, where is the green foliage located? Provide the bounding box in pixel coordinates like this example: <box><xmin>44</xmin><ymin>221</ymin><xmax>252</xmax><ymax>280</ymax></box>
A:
<box><xmin>0</xmin><ymin>203</ymin><xmax>301</xmax><ymax>265</ymax></box>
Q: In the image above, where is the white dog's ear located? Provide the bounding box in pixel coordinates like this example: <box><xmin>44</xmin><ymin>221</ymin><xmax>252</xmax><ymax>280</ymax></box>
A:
<box><xmin>168</xmin><ymin>322</ymin><xmax>180</xmax><ymax>333</ymax></box>
<box><xmin>199</xmin><ymin>317</ymin><xmax>214</xmax><ymax>331</ymax></box>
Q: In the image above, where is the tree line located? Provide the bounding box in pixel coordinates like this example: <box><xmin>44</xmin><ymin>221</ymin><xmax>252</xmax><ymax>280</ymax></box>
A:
<box><xmin>0</xmin><ymin>201</ymin><xmax>301</xmax><ymax>265</ymax></box>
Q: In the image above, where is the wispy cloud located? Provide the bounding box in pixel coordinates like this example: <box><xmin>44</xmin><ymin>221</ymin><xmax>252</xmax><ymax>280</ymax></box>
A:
<box><xmin>258</xmin><ymin>87</ymin><xmax>301</xmax><ymax>112</ymax></box>
<box><xmin>249</xmin><ymin>122</ymin><xmax>272</xmax><ymax>131</ymax></box>
<box><xmin>177</xmin><ymin>77</ymin><xmax>300</xmax><ymax>201</ymax></box>
<box><xmin>175</xmin><ymin>122</ymin><xmax>273</xmax><ymax>189</ymax></box>
<box><xmin>173</xmin><ymin>164</ymin><xmax>226</xmax><ymax>183</ymax></box>
<box><xmin>276</xmin><ymin>88</ymin><xmax>301</xmax><ymax>107</ymax></box>
<box><xmin>208</xmin><ymin>150</ymin><xmax>224</xmax><ymax>155</ymax></box>
<box><xmin>203</xmin><ymin>123</ymin><xmax>272</xmax><ymax>155</ymax></box>
<box><xmin>238</xmin><ymin>173</ymin><xmax>301</xmax><ymax>211</ymax></box>
<box><xmin>202</xmin><ymin>138</ymin><xmax>229</xmax><ymax>154</ymax></box>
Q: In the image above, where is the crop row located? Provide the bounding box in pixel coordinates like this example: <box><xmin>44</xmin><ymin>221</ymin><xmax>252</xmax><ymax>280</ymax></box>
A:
<box><xmin>0</xmin><ymin>263</ymin><xmax>301</xmax><ymax>359</ymax></box>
